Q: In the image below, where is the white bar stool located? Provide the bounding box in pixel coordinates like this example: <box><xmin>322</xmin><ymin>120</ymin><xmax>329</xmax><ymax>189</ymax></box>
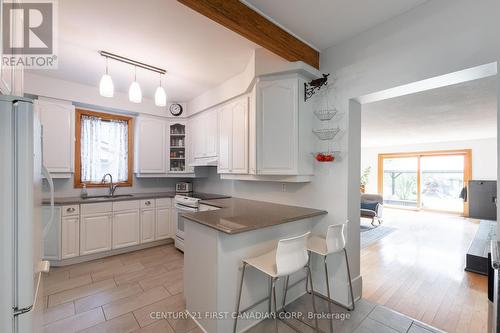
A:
<box><xmin>233</xmin><ymin>232</ymin><xmax>319</xmax><ymax>333</ymax></box>
<box><xmin>305</xmin><ymin>221</ymin><xmax>355</xmax><ymax>331</ymax></box>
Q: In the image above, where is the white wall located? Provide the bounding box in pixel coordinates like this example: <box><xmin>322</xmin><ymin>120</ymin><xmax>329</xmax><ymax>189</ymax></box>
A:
<box><xmin>25</xmin><ymin>72</ymin><xmax>187</xmax><ymax>118</ymax></box>
<box><xmin>361</xmin><ymin>138</ymin><xmax>497</xmax><ymax>194</ymax></box>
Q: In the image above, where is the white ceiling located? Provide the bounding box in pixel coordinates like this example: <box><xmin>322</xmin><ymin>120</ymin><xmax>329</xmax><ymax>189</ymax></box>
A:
<box><xmin>361</xmin><ymin>77</ymin><xmax>497</xmax><ymax>148</ymax></box>
<box><xmin>28</xmin><ymin>0</ymin><xmax>258</xmax><ymax>102</ymax></box>
<box><xmin>242</xmin><ymin>0</ymin><xmax>428</xmax><ymax>50</ymax></box>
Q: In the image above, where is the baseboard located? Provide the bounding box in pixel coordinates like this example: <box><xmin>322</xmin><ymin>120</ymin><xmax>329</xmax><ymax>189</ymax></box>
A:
<box><xmin>49</xmin><ymin>238</ymin><xmax>174</xmax><ymax>266</ymax></box>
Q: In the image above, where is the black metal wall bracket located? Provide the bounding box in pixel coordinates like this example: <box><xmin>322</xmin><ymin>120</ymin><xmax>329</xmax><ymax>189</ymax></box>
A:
<box><xmin>304</xmin><ymin>73</ymin><xmax>330</xmax><ymax>101</ymax></box>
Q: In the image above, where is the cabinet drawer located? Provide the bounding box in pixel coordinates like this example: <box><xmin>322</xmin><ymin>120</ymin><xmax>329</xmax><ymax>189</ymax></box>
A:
<box><xmin>81</xmin><ymin>202</ymin><xmax>112</xmax><ymax>215</ymax></box>
<box><xmin>156</xmin><ymin>198</ymin><xmax>172</xmax><ymax>208</ymax></box>
<box><xmin>113</xmin><ymin>200</ymin><xmax>140</xmax><ymax>211</ymax></box>
<box><xmin>141</xmin><ymin>199</ymin><xmax>155</xmax><ymax>209</ymax></box>
<box><xmin>62</xmin><ymin>205</ymin><xmax>79</xmax><ymax>216</ymax></box>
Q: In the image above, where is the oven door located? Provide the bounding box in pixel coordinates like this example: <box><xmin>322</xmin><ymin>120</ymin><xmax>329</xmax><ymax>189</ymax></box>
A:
<box><xmin>174</xmin><ymin>203</ymin><xmax>198</xmax><ymax>251</ymax></box>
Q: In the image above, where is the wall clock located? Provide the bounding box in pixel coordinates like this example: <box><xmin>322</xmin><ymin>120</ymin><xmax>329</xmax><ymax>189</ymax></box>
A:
<box><xmin>169</xmin><ymin>103</ymin><xmax>183</xmax><ymax>117</ymax></box>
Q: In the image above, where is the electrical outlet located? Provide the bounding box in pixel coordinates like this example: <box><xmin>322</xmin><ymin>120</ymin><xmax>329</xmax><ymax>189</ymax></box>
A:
<box><xmin>282</xmin><ymin>183</ymin><xmax>286</xmax><ymax>192</ymax></box>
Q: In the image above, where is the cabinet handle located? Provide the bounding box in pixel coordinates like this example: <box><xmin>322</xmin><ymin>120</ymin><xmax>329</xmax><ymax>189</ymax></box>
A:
<box><xmin>145</xmin><ymin>201</ymin><xmax>151</xmax><ymax>206</ymax></box>
<box><xmin>67</xmin><ymin>207</ymin><xmax>75</xmax><ymax>213</ymax></box>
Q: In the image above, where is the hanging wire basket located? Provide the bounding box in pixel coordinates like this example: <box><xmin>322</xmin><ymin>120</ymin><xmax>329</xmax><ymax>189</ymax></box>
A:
<box><xmin>313</xmin><ymin>128</ymin><xmax>340</xmax><ymax>140</ymax></box>
<box><xmin>314</xmin><ymin>109</ymin><xmax>338</xmax><ymax>121</ymax></box>
<box><xmin>311</xmin><ymin>151</ymin><xmax>341</xmax><ymax>162</ymax></box>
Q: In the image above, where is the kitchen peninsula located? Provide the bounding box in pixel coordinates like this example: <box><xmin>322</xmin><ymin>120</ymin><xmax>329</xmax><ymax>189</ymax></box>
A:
<box><xmin>182</xmin><ymin>198</ymin><xmax>328</xmax><ymax>333</ymax></box>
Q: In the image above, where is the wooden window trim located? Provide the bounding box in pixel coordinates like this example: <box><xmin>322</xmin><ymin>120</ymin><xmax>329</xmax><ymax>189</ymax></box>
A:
<box><xmin>377</xmin><ymin>149</ymin><xmax>472</xmax><ymax>215</ymax></box>
<box><xmin>74</xmin><ymin>109</ymin><xmax>134</xmax><ymax>188</ymax></box>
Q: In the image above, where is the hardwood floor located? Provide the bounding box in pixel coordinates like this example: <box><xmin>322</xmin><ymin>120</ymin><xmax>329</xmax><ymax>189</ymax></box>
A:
<box><xmin>361</xmin><ymin>208</ymin><xmax>489</xmax><ymax>333</ymax></box>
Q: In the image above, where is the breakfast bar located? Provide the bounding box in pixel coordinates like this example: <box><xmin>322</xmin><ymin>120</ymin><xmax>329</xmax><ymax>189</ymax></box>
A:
<box><xmin>182</xmin><ymin>198</ymin><xmax>328</xmax><ymax>333</ymax></box>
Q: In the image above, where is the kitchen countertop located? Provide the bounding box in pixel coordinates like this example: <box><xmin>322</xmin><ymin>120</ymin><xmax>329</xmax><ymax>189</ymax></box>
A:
<box><xmin>182</xmin><ymin>197</ymin><xmax>327</xmax><ymax>234</ymax></box>
<box><xmin>42</xmin><ymin>192</ymin><xmax>230</xmax><ymax>205</ymax></box>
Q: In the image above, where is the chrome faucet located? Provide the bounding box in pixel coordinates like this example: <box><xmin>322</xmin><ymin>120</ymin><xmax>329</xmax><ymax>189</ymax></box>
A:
<box><xmin>101</xmin><ymin>173</ymin><xmax>118</xmax><ymax>197</ymax></box>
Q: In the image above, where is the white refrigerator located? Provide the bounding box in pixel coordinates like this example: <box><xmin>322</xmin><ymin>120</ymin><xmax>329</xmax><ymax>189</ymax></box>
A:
<box><xmin>0</xmin><ymin>95</ymin><xmax>53</xmax><ymax>333</ymax></box>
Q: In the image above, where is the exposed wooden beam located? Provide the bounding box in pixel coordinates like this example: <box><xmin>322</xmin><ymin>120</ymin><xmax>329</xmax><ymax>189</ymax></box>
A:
<box><xmin>177</xmin><ymin>0</ymin><xmax>320</xmax><ymax>69</ymax></box>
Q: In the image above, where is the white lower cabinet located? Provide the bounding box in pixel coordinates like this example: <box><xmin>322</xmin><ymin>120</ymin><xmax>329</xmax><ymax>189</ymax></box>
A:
<box><xmin>61</xmin><ymin>215</ymin><xmax>80</xmax><ymax>259</ymax></box>
<box><xmin>112</xmin><ymin>210</ymin><xmax>140</xmax><ymax>249</ymax></box>
<box><xmin>42</xmin><ymin>206</ymin><xmax>62</xmax><ymax>260</ymax></box>
<box><xmin>80</xmin><ymin>213</ymin><xmax>112</xmax><ymax>255</ymax></box>
<box><xmin>156</xmin><ymin>207</ymin><xmax>172</xmax><ymax>240</ymax></box>
<box><xmin>141</xmin><ymin>208</ymin><xmax>156</xmax><ymax>243</ymax></box>
<box><xmin>43</xmin><ymin>197</ymin><xmax>174</xmax><ymax>262</ymax></box>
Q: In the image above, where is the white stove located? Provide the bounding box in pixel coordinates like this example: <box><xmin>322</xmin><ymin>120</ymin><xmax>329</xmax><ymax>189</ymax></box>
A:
<box><xmin>174</xmin><ymin>195</ymin><xmax>200</xmax><ymax>251</ymax></box>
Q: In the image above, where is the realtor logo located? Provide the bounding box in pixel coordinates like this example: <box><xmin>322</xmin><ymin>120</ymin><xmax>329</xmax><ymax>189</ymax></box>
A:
<box><xmin>2</xmin><ymin>0</ymin><xmax>58</xmax><ymax>69</ymax></box>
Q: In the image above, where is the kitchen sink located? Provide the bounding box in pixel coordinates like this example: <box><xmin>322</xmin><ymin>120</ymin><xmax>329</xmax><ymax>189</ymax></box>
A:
<box><xmin>83</xmin><ymin>194</ymin><xmax>134</xmax><ymax>200</ymax></box>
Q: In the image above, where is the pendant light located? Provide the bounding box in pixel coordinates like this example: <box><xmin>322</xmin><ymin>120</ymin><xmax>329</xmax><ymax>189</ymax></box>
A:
<box><xmin>129</xmin><ymin>66</ymin><xmax>142</xmax><ymax>103</ymax></box>
<box><xmin>154</xmin><ymin>73</ymin><xmax>167</xmax><ymax>107</ymax></box>
<box><xmin>99</xmin><ymin>57</ymin><xmax>114</xmax><ymax>97</ymax></box>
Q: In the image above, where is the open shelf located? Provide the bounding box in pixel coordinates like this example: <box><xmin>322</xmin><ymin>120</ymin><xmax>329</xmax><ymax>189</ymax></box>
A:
<box><xmin>169</xmin><ymin>123</ymin><xmax>187</xmax><ymax>172</ymax></box>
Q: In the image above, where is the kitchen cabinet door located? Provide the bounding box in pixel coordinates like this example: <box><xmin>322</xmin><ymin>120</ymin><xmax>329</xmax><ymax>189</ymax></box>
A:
<box><xmin>37</xmin><ymin>99</ymin><xmax>75</xmax><ymax>175</ymax></box>
<box><xmin>80</xmin><ymin>214</ymin><xmax>112</xmax><ymax>255</ymax></box>
<box><xmin>61</xmin><ymin>216</ymin><xmax>79</xmax><ymax>259</ymax></box>
<box><xmin>191</xmin><ymin>116</ymin><xmax>204</xmax><ymax>159</ymax></box>
<box><xmin>218</xmin><ymin>105</ymin><xmax>232</xmax><ymax>173</ymax></box>
<box><xmin>205</xmin><ymin>110</ymin><xmax>218</xmax><ymax>158</ymax></box>
<box><xmin>136</xmin><ymin>118</ymin><xmax>167</xmax><ymax>174</ymax></box>
<box><xmin>257</xmin><ymin>78</ymin><xmax>298</xmax><ymax>175</ymax></box>
<box><xmin>230</xmin><ymin>97</ymin><xmax>249</xmax><ymax>174</ymax></box>
<box><xmin>156</xmin><ymin>207</ymin><xmax>172</xmax><ymax>240</ymax></box>
<box><xmin>42</xmin><ymin>206</ymin><xmax>61</xmax><ymax>260</ymax></box>
<box><xmin>141</xmin><ymin>208</ymin><xmax>155</xmax><ymax>243</ymax></box>
<box><xmin>112</xmin><ymin>209</ymin><xmax>140</xmax><ymax>249</ymax></box>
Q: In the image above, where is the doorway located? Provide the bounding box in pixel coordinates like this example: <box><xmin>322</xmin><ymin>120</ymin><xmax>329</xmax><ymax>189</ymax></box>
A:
<box><xmin>378</xmin><ymin>149</ymin><xmax>471</xmax><ymax>214</ymax></box>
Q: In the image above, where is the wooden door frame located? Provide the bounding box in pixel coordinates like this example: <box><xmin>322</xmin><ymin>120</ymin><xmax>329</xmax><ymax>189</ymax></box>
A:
<box><xmin>378</xmin><ymin>149</ymin><xmax>472</xmax><ymax>215</ymax></box>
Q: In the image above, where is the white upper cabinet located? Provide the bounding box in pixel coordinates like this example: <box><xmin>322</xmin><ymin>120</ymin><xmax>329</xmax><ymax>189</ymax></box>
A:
<box><xmin>218</xmin><ymin>96</ymin><xmax>249</xmax><ymax>174</ymax></box>
<box><xmin>168</xmin><ymin>121</ymin><xmax>192</xmax><ymax>173</ymax></box>
<box><xmin>189</xmin><ymin>109</ymin><xmax>218</xmax><ymax>165</ymax></box>
<box><xmin>36</xmin><ymin>99</ymin><xmax>75</xmax><ymax>176</ymax></box>
<box><xmin>0</xmin><ymin>1</ymin><xmax>23</xmax><ymax>95</ymax></box>
<box><xmin>219</xmin><ymin>74</ymin><xmax>314</xmax><ymax>182</ymax></box>
<box><xmin>135</xmin><ymin>117</ymin><xmax>167</xmax><ymax>174</ymax></box>
<box><xmin>231</xmin><ymin>97</ymin><xmax>249</xmax><ymax>174</ymax></box>
<box><xmin>205</xmin><ymin>111</ymin><xmax>218</xmax><ymax>158</ymax></box>
<box><xmin>135</xmin><ymin>117</ymin><xmax>196</xmax><ymax>177</ymax></box>
<box><xmin>257</xmin><ymin>78</ymin><xmax>298</xmax><ymax>175</ymax></box>
<box><xmin>218</xmin><ymin>105</ymin><xmax>232</xmax><ymax>173</ymax></box>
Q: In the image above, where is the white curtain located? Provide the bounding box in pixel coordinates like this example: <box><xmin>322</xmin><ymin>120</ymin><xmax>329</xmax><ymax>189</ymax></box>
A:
<box><xmin>81</xmin><ymin>115</ymin><xmax>129</xmax><ymax>182</ymax></box>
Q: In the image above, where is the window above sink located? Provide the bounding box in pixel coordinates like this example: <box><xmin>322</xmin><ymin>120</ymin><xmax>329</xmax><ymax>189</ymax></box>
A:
<box><xmin>74</xmin><ymin>109</ymin><xmax>134</xmax><ymax>188</ymax></box>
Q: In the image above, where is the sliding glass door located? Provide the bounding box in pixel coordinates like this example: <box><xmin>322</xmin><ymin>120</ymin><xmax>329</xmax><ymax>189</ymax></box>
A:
<box><xmin>420</xmin><ymin>155</ymin><xmax>465</xmax><ymax>212</ymax></box>
<box><xmin>382</xmin><ymin>157</ymin><xmax>418</xmax><ymax>208</ymax></box>
<box><xmin>378</xmin><ymin>150</ymin><xmax>471</xmax><ymax>214</ymax></box>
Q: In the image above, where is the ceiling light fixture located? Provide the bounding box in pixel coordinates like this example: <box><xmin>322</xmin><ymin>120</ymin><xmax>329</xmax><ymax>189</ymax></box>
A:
<box><xmin>99</xmin><ymin>57</ymin><xmax>114</xmax><ymax>97</ymax></box>
<box><xmin>129</xmin><ymin>66</ymin><xmax>142</xmax><ymax>103</ymax></box>
<box><xmin>155</xmin><ymin>74</ymin><xmax>167</xmax><ymax>107</ymax></box>
<box><xmin>98</xmin><ymin>51</ymin><xmax>167</xmax><ymax>105</ymax></box>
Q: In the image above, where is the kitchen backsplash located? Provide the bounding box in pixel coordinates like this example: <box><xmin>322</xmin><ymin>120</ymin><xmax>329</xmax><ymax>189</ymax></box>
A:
<box><xmin>42</xmin><ymin>176</ymin><xmax>190</xmax><ymax>198</ymax></box>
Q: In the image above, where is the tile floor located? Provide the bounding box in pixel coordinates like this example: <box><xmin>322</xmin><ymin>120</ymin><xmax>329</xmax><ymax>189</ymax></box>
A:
<box><xmin>42</xmin><ymin>244</ymin><xmax>444</xmax><ymax>333</ymax></box>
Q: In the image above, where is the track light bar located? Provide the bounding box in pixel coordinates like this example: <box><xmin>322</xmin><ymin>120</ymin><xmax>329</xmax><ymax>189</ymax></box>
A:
<box><xmin>99</xmin><ymin>51</ymin><xmax>166</xmax><ymax>75</ymax></box>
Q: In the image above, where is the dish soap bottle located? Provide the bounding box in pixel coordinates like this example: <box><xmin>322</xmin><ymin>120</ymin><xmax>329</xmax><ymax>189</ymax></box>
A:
<box><xmin>80</xmin><ymin>184</ymin><xmax>88</xmax><ymax>199</ymax></box>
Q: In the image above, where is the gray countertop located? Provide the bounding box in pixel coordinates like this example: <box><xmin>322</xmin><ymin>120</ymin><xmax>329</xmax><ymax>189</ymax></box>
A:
<box><xmin>182</xmin><ymin>197</ymin><xmax>328</xmax><ymax>234</ymax></box>
<box><xmin>42</xmin><ymin>192</ymin><xmax>230</xmax><ymax>205</ymax></box>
